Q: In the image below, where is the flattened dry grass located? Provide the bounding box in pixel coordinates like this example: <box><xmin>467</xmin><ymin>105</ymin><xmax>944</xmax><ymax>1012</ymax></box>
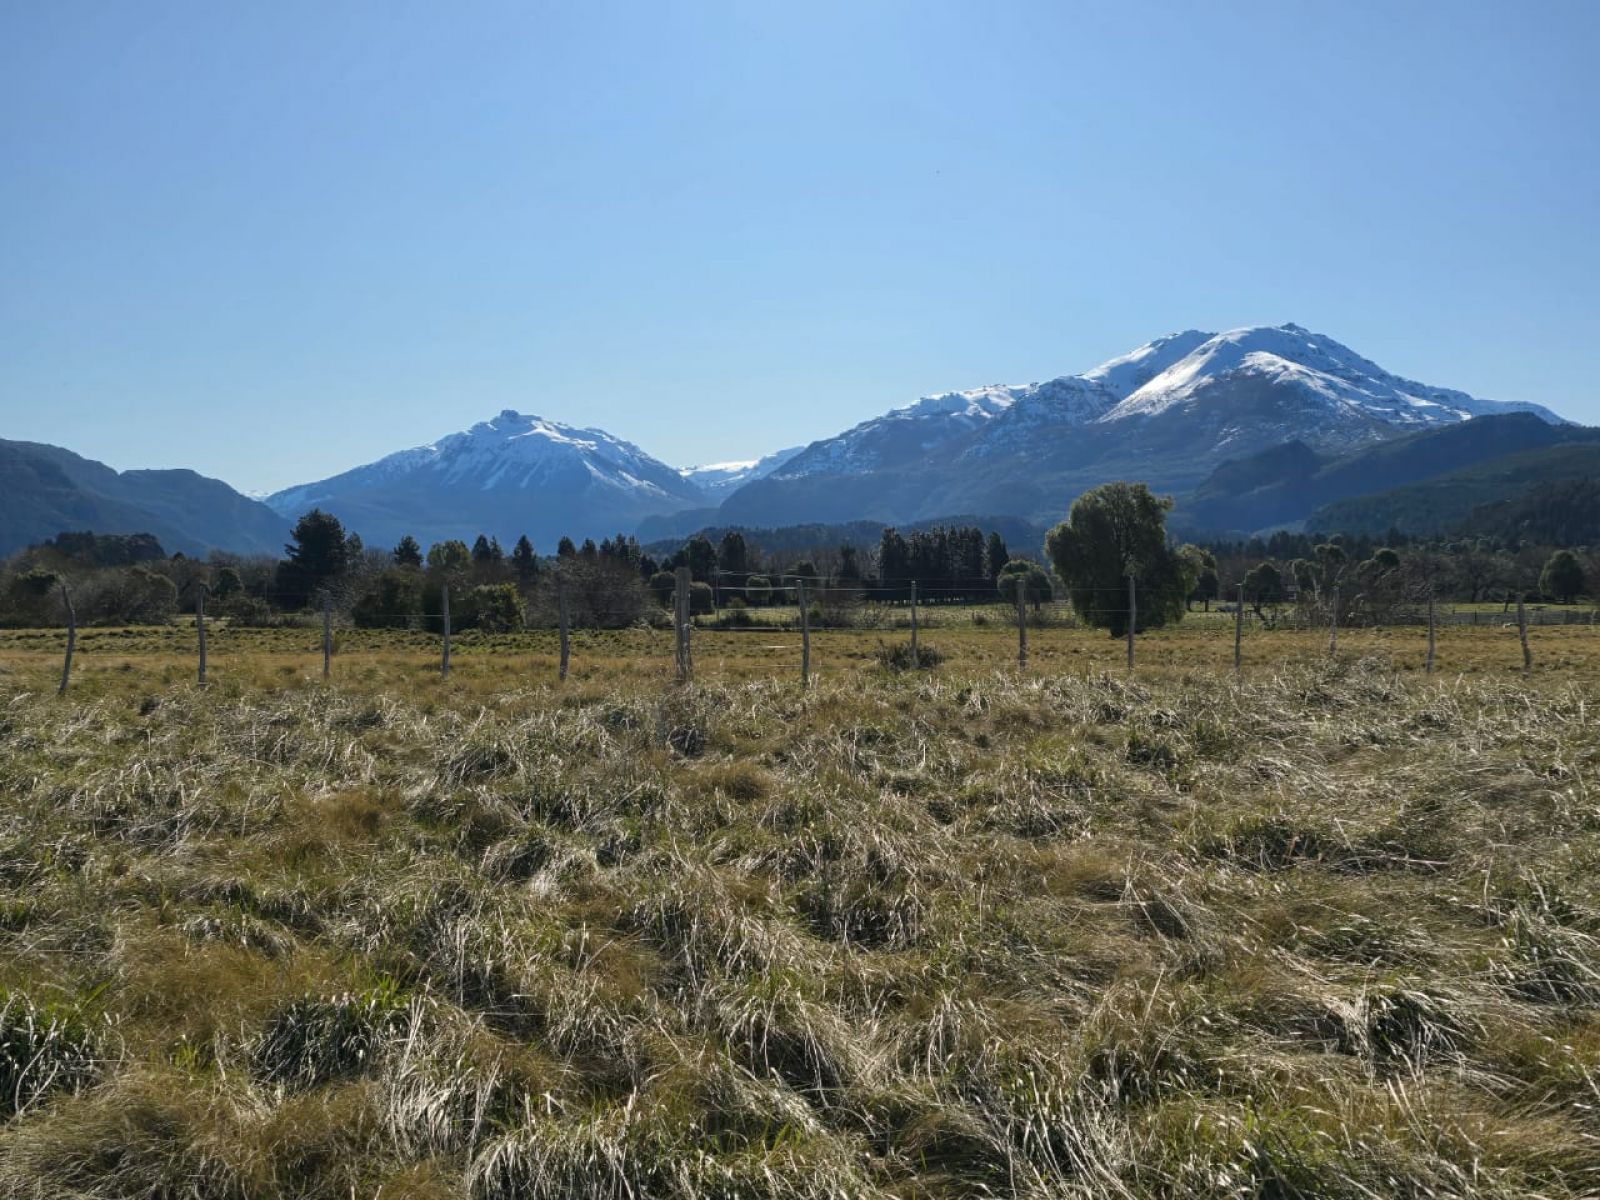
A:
<box><xmin>0</xmin><ymin>643</ymin><xmax>1597</xmax><ymax>1197</ymax></box>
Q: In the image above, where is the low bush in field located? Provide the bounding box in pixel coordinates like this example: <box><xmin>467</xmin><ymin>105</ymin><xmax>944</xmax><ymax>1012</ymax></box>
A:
<box><xmin>874</xmin><ymin>639</ymin><xmax>945</xmax><ymax>670</ymax></box>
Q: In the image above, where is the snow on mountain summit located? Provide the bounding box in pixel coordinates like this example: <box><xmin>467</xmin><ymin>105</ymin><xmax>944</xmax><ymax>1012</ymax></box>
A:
<box><xmin>1081</xmin><ymin>329</ymin><xmax>1214</xmax><ymax>399</ymax></box>
<box><xmin>742</xmin><ymin>323</ymin><xmax>1566</xmax><ymax>495</ymax></box>
<box><xmin>269</xmin><ymin>410</ymin><xmax>700</xmax><ymax>510</ymax></box>
<box><xmin>1104</xmin><ymin>324</ymin><xmax>1563</xmax><ymax>427</ymax></box>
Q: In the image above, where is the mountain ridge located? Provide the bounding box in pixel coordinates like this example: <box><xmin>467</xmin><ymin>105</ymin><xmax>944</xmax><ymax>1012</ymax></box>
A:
<box><xmin>0</xmin><ymin>438</ymin><xmax>289</xmax><ymax>559</ymax></box>
<box><xmin>5</xmin><ymin>323</ymin><xmax>1579</xmax><ymax>558</ymax></box>
<box><xmin>712</xmin><ymin>323</ymin><xmax>1566</xmax><ymax>530</ymax></box>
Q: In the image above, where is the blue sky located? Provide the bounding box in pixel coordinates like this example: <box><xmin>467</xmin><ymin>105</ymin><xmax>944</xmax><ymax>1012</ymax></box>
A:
<box><xmin>3</xmin><ymin>0</ymin><xmax>1597</xmax><ymax>494</ymax></box>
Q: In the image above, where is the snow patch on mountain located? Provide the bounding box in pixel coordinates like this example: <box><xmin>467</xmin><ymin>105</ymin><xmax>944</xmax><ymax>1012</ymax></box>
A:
<box><xmin>1081</xmin><ymin>329</ymin><xmax>1213</xmax><ymax>399</ymax></box>
<box><xmin>769</xmin><ymin>384</ymin><xmax>1026</xmax><ymax>479</ymax></box>
<box><xmin>680</xmin><ymin>446</ymin><xmax>804</xmax><ymax>499</ymax></box>
<box><xmin>961</xmin><ymin>376</ymin><xmax>1120</xmax><ymax>459</ymax></box>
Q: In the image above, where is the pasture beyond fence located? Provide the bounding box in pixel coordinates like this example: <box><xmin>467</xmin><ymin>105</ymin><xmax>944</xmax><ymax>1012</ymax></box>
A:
<box><xmin>12</xmin><ymin>573</ymin><xmax>1600</xmax><ymax>695</ymax></box>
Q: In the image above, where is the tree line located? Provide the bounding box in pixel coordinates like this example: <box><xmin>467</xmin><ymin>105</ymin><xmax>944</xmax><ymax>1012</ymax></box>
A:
<box><xmin>1</xmin><ymin>493</ymin><xmax>1595</xmax><ymax>633</ymax></box>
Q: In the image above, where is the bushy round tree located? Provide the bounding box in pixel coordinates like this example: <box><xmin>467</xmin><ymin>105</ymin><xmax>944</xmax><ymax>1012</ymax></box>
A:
<box><xmin>1242</xmin><ymin>562</ymin><xmax>1286</xmax><ymax>623</ymax></box>
<box><xmin>996</xmin><ymin>559</ymin><xmax>1052</xmax><ymax>611</ymax></box>
<box><xmin>1044</xmin><ymin>482</ymin><xmax>1188</xmax><ymax>637</ymax></box>
<box><xmin>649</xmin><ymin>571</ymin><xmax>676</xmax><ymax>608</ymax></box>
<box><xmin>1540</xmin><ymin>549</ymin><xmax>1586</xmax><ymax>604</ymax></box>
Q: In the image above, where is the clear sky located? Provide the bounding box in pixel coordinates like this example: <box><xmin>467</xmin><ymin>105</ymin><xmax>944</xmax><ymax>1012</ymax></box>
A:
<box><xmin>3</xmin><ymin>0</ymin><xmax>1597</xmax><ymax>494</ymax></box>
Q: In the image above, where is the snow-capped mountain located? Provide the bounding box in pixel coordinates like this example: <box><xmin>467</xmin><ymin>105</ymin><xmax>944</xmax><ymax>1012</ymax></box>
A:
<box><xmin>768</xmin><ymin>384</ymin><xmax>1029</xmax><ymax>480</ymax></box>
<box><xmin>1104</xmin><ymin>324</ymin><xmax>1561</xmax><ymax>427</ymax></box>
<box><xmin>679</xmin><ymin>446</ymin><xmax>804</xmax><ymax>500</ymax></box>
<box><xmin>260</xmin><ymin>325</ymin><xmax>1572</xmax><ymax>548</ymax></box>
<box><xmin>266</xmin><ymin>410</ymin><xmax>708</xmax><ymax>550</ymax></box>
<box><xmin>717</xmin><ymin>323</ymin><xmax>1567</xmax><ymax>528</ymax></box>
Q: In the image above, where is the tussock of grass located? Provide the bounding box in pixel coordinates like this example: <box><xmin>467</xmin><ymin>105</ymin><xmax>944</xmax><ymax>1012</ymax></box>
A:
<box><xmin>1</xmin><ymin>648</ymin><xmax>1599</xmax><ymax>1197</ymax></box>
<box><xmin>0</xmin><ymin>990</ymin><xmax>103</xmax><ymax>1120</ymax></box>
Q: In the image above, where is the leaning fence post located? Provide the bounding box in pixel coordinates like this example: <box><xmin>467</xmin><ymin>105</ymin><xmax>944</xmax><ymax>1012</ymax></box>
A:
<box><xmin>1425</xmin><ymin>585</ymin><xmax>1437</xmax><ymax>675</ymax></box>
<box><xmin>557</xmin><ymin>578</ymin><xmax>570</xmax><ymax>682</ymax></box>
<box><xmin>1015</xmin><ymin>586</ymin><xmax>1027</xmax><ymax>670</ymax></box>
<box><xmin>195</xmin><ymin>583</ymin><xmax>209</xmax><ymax>684</ymax></box>
<box><xmin>1125</xmin><ymin>572</ymin><xmax>1136</xmax><ymax>672</ymax></box>
<box><xmin>797</xmin><ymin>578</ymin><xmax>811</xmax><ymax>686</ymax></box>
<box><xmin>909</xmin><ymin>580</ymin><xmax>919</xmax><ymax>669</ymax></box>
<box><xmin>441</xmin><ymin>583</ymin><xmax>451</xmax><ymax>679</ymax></box>
<box><xmin>1517</xmin><ymin>595</ymin><xmax>1531</xmax><ymax>673</ymax></box>
<box><xmin>322</xmin><ymin>594</ymin><xmax>333</xmax><ymax>680</ymax></box>
<box><xmin>58</xmin><ymin>582</ymin><xmax>76</xmax><ymax>695</ymax></box>
<box><xmin>1234</xmin><ymin>583</ymin><xmax>1244</xmax><ymax>674</ymax></box>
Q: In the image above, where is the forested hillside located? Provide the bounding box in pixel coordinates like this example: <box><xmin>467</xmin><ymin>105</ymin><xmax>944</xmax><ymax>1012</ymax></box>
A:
<box><xmin>1309</xmin><ymin>442</ymin><xmax>1600</xmax><ymax>535</ymax></box>
<box><xmin>0</xmin><ymin>439</ymin><xmax>288</xmax><ymax>558</ymax></box>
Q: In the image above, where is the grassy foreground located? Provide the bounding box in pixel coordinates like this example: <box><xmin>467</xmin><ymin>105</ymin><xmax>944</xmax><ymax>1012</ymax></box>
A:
<box><xmin>0</xmin><ymin>639</ymin><xmax>1598</xmax><ymax>1197</ymax></box>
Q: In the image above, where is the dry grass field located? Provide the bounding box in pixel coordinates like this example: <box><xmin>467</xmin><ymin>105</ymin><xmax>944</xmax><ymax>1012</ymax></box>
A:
<box><xmin>1</xmin><ymin>622</ymin><xmax>1598</xmax><ymax>1197</ymax></box>
<box><xmin>1</xmin><ymin>609</ymin><xmax>1598</xmax><ymax>692</ymax></box>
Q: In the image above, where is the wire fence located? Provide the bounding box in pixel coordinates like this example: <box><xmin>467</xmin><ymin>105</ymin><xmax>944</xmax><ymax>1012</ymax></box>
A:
<box><xmin>10</xmin><ymin>575</ymin><xmax>1599</xmax><ymax>694</ymax></box>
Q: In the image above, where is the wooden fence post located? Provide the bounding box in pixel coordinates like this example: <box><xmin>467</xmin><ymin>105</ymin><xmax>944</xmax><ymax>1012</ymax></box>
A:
<box><xmin>1015</xmin><ymin>586</ymin><xmax>1027</xmax><ymax>670</ymax></box>
<box><xmin>195</xmin><ymin>583</ymin><xmax>209</xmax><ymax>684</ymax></box>
<box><xmin>1425</xmin><ymin>585</ymin><xmax>1436</xmax><ymax>675</ymax></box>
<box><xmin>441</xmin><ymin>584</ymin><xmax>451</xmax><ymax>679</ymax></box>
<box><xmin>558</xmin><ymin>578</ymin><xmax>570</xmax><ymax>682</ymax></box>
<box><xmin>59</xmin><ymin>582</ymin><xmax>76</xmax><ymax>696</ymax></box>
<box><xmin>1234</xmin><ymin>583</ymin><xmax>1244</xmax><ymax>674</ymax></box>
<box><xmin>1125</xmin><ymin>572</ymin><xmax>1136</xmax><ymax>672</ymax></box>
<box><xmin>1517</xmin><ymin>595</ymin><xmax>1531</xmax><ymax>673</ymax></box>
<box><xmin>909</xmin><ymin>580</ymin><xmax>919</xmax><ymax>668</ymax></box>
<box><xmin>797</xmin><ymin>578</ymin><xmax>810</xmax><ymax>686</ymax></box>
<box><xmin>674</xmin><ymin>566</ymin><xmax>692</xmax><ymax>682</ymax></box>
<box><xmin>322</xmin><ymin>595</ymin><xmax>332</xmax><ymax>680</ymax></box>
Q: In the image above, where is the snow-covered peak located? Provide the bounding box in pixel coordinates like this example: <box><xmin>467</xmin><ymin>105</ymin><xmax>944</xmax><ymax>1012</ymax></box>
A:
<box><xmin>266</xmin><ymin>410</ymin><xmax>705</xmax><ymax>515</ymax></box>
<box><xmin>1082</xmin><ymin>329</ymin><xmax>1214</xmax><ymax>399</ymax></box>
<box><xmin>761</xmin><ymin>322</ymin><xmax>1567</xmax><ymax>488</ymax></box>
<box><xmin>1104</xmin><ymin>324</ymin><xmax>1565</xmax><ymax>427</ymax></box>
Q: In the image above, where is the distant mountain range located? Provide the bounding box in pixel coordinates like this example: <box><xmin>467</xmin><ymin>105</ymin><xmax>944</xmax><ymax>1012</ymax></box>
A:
<box><xmin>1</xmin><ymin>324</ymin><xmax>1584</xmax><ymax>559</ymax></box>
<box><xmin>0</xmin><ymin>439</ymin><xmax>287</xmax><ymax>559</ymax></box>
<box><xmin>714</xmin><ymin>323</ymin><xmax>1565</xmax><ymax>529</ymax></box>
